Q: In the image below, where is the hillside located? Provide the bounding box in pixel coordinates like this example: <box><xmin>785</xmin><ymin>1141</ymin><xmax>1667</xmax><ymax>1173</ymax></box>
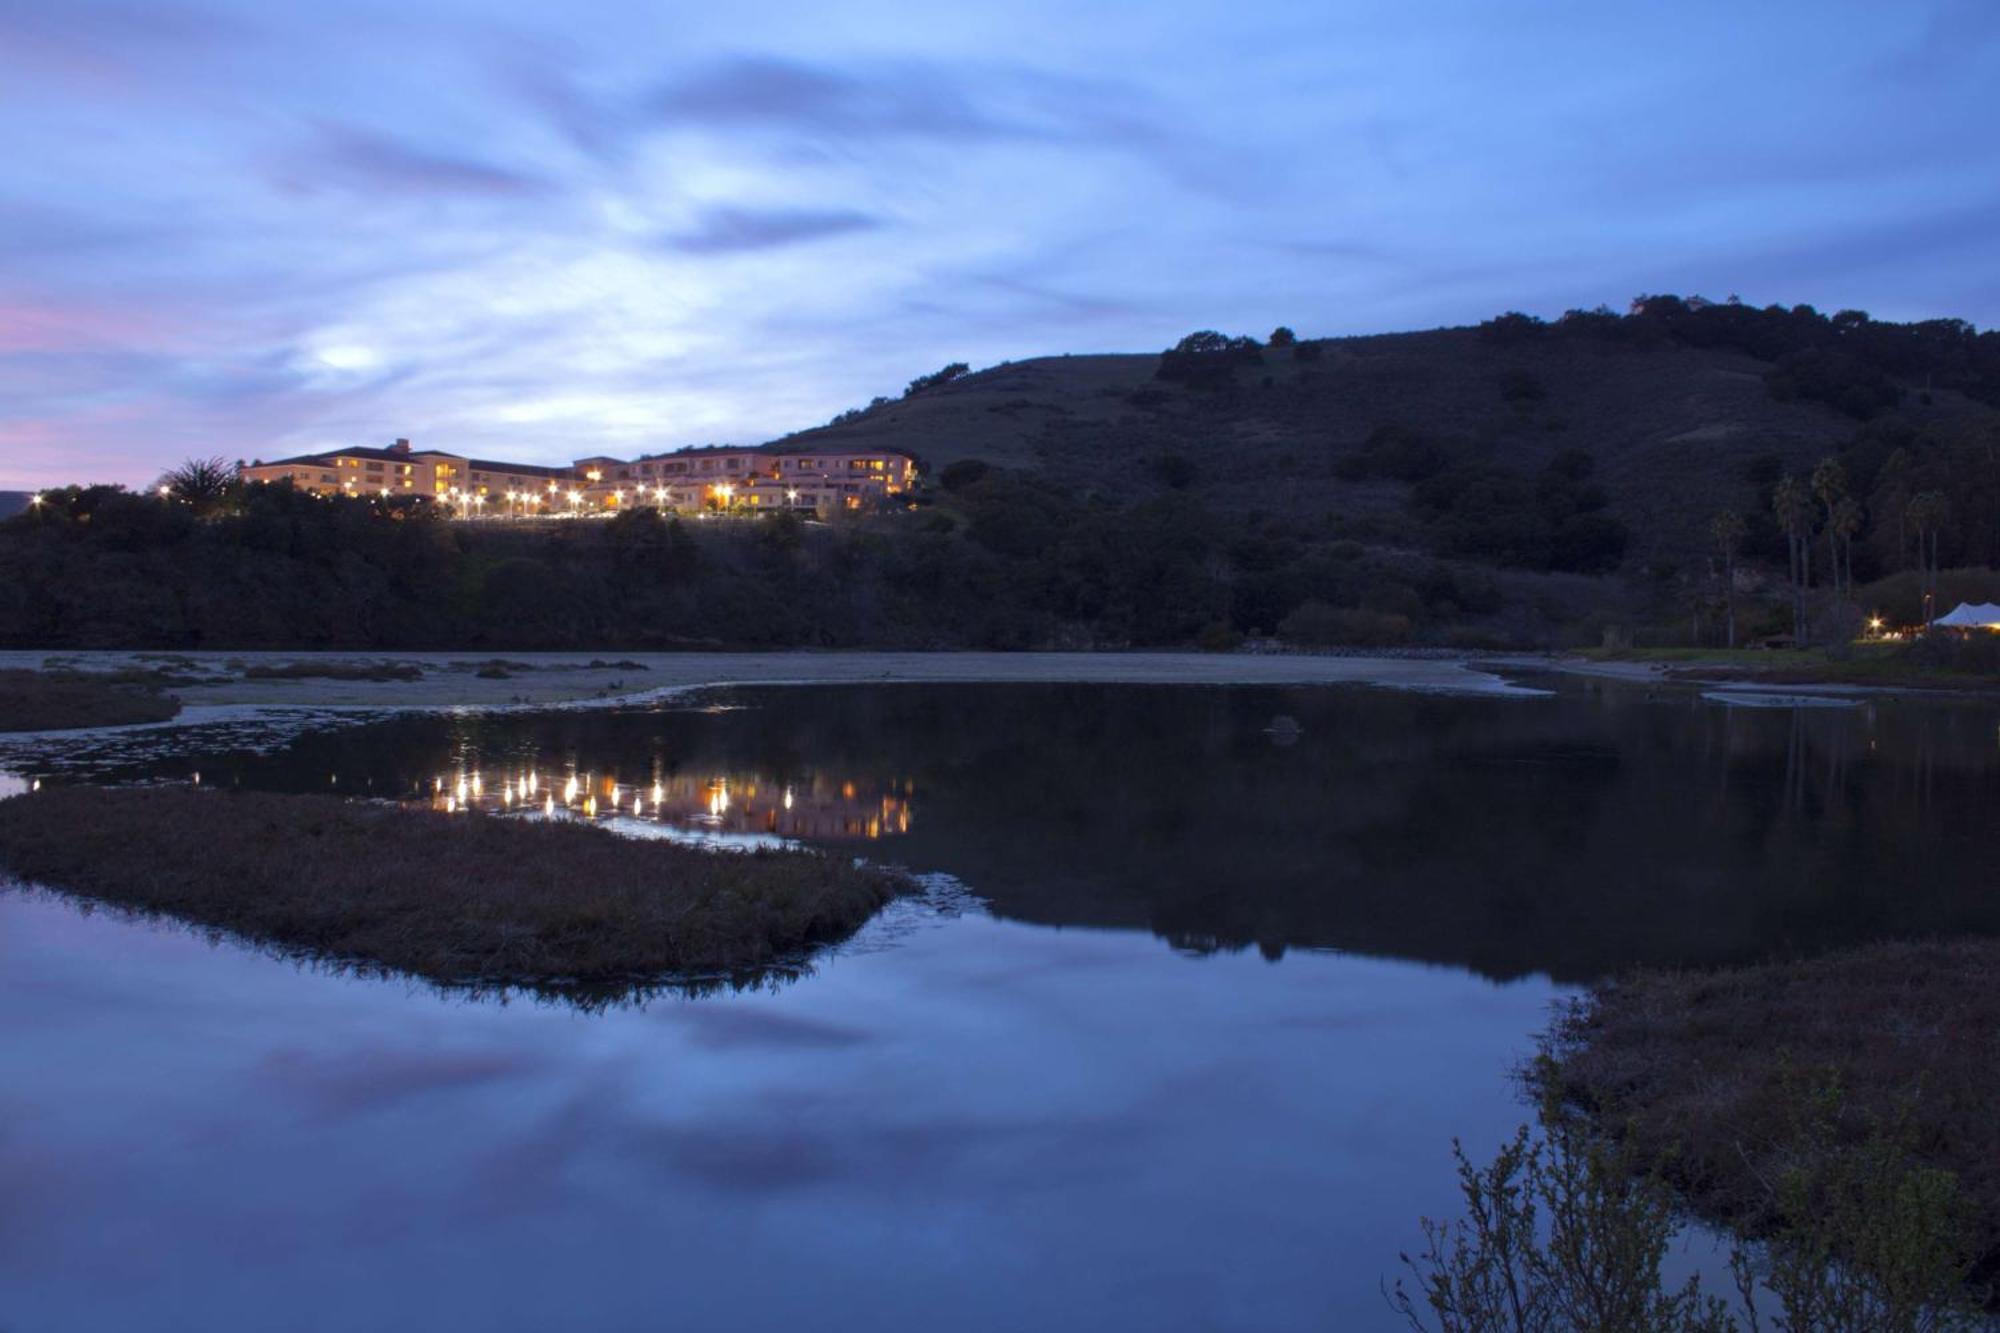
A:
<box><xmin>8</xmin><ymin>299</ymin><xmax>1999</xmax><ymax>654</ymax></box>
<box><xmin>775</xmin><ymin>306</ymin><xmax>2000</xmax><ymax>579</ymax></box>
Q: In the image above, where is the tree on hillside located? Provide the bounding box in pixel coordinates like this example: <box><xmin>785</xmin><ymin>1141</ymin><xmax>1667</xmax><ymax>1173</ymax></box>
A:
<box><xmin>1831</xmin><ymin>496</ymin><xmax>1864</xmax><ymax>601</ymax></box>
<box><xmin>1268</xmin><ymin>326</ymin><xmax>1296</xmax><ymax>348</ymax></box>
<box><xmin>905</xmin><ymin>363</ymin><xmax>969</xmax><ymax>397</ymax></box>
<box><xmin>1709</xmin><ymin>510</ymin><xmax>1745</xmax><ymax>647</ymax></box>
<box><xmin>1907</xmin><ymin>490</ymin><xmax>1950</xmax><ymax>624</ymax></box>
<box><xmin>1867</xmin><ymin>447</ymin><xmax>1917</xmax><ymax>573</ymax></box>
<box><xmin>1773</xmin><ymin>475</ymin><xmax>1814</xmax><ymax>643</ymax></box>
<box><xmin>158</xmin><ymin>456</ymin><xmax>238</xmax><ymax>517</ymax></box>
<box><xmin>1811</xmin><ymin>456</ymin><xmax>1848</xmax><ymax>598</ymax></box>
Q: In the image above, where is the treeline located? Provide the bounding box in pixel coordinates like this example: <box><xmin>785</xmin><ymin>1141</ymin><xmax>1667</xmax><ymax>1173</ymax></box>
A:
<box><xmin>1334</xmin><ymin>429</ymin><xmax>1628</xmax><ymax>574</ymax></box>
<box><xmin>1482</xmin><ymin>295</ymin><xmax>2000</xmax><ymax>418</ymax></box>
<box><xmin>0</xmin><ymin>475</ymin><xmax>1505</xmax><ymax>651</ymax></box>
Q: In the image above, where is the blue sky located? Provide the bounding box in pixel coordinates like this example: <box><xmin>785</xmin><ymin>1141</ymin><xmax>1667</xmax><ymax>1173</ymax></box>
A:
<box><xmin>3</xmin><ymin>0</ymin><xmax>1996</xmax><ymax>488</ymax></box>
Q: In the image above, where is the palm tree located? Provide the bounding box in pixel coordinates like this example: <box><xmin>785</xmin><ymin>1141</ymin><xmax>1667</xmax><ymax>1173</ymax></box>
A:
<box><xmin>1773</xmin><ymin>475</ymin><xmax>1814</xmax><ymax>643</ymax></box>
<box><xmin>157</xmin><ymin>456</ymin><xmax>238</xmax><ymax>517</ymax></box>
<box><xmin>1906</xmin><ymin>490</ymin><xmax>1949</xmax><ymax>626</ymax></box>
<box><xmin>1831</xmin><ymin>496</ymin><xmax>1863</xmax><ymax>600</ymax></box>
<box><xmin>1810</xmin><ymin>456</ymin><xmax>1847</xmax><ymax>597</ymax></box>
<box><xmin>1709</xmin><ymin>510</ymin><xmax>1746</xmax><ymax>648</ymax></box>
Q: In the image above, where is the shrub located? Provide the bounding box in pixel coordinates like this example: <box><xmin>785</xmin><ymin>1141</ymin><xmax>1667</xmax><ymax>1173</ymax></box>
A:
<box><xmin>905</xmin><ymin>362</ymin><xmax>970</xmax><ymax>397</ymax></box>
<box><xmin>1278</xmin><ymin>600</ymin><xmax>1411</xmax><ymax>646</ymax></box>
<box><xmin>1156</xmin><ymin>331</ymin><xmax>1263</xmax><ymax>390</ymax></box>
<box><xmin>1195</xmin><ymin>620</ymin><xmax>1241</xmax><ymax>652</ymax></box>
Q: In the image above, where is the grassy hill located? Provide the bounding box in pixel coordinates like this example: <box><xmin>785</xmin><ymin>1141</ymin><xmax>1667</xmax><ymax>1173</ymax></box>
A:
<box><xmin>775</xmin><ymin>317</ymin><xmax>2000</xmax><ymax>580</ymax></box>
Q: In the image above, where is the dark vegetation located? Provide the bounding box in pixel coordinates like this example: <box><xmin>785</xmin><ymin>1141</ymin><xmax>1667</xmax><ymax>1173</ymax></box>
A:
<box><xmin>1395</xmin><ymin>940</ymin><xmax>2000</xmax><ymax>1330</ymax></box>
<box><xmin>1394</xmin><ymin>1087</ymin><xmax>1989</xmax><ymax>1331</ymax></box>
<box><xmin>0</xmin><ymin>472</ymin><xmax>1513</xmax><ymax>650</ymax></box>
<box><xmin>1539</xmin><ymin>939</ymin><xmax>2000</xmax><ymax>1290</ymax></box>
<box><xmin>0</xmin><ymin>786</ymin><xmax>909</xmax><ymax>990</ymax></box>
<box><xmin>0</xmin><ymin>668</ymin><xmax>182</xmax><ymax>732</ymax></box>
<box><xmin>11</xmin><ymin>296</ymin><xmax>2000</xmax><ymax>652</ymax></box>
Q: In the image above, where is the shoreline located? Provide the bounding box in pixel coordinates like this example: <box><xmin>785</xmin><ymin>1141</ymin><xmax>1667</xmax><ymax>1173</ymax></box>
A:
<box><xmin>0</xmin><ymin>648</ymin><xmax>1552</xmax><ymax>715</ymax></box>
<box><xmin>1</xmin><ymin>647</ymin><xmax>1985</xmax><ymax>728</ymax></box>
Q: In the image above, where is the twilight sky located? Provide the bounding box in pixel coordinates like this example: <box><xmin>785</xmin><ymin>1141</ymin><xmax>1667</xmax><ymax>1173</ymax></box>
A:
<box><xmin>3</xmin><ymin>0</ymin><xmax>1997</xmax><ymax>489</ymax></box>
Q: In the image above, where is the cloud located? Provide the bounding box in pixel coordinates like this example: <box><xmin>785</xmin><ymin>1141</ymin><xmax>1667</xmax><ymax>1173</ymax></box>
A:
<box><xmin>649</xmin><ymin>54</ymin><xmax>1015</xmax><ymax>142</ymax></box>
<box><xmin>280</xmin><ymin>122</ymin><xmax>546</xmax><ymax>198</ymax></box>
<box><xmin>663</xmin><ymin>206</ymin><xmax>883</xmax><ymax>253</ymax></box>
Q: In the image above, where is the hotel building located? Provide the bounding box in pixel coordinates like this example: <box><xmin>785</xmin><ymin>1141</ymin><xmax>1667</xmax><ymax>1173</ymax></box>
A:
<box><xmin>241</xmin><ymin>439</ymin><xmax>917</xmax><ymax>517</ymax></box>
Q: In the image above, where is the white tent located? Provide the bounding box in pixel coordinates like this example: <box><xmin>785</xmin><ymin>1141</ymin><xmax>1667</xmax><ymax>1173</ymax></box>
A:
<box><xmin>1931</xmin><ymin>601</ymin><xmax>2000</xmax><ymax>628</ymax></box>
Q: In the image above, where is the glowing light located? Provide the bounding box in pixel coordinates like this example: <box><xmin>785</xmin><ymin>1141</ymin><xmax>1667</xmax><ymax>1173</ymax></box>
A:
<box><xmin>158</xmin><ymin>485</ymin><xmax>171</xmax><ymax>497</ymax></box>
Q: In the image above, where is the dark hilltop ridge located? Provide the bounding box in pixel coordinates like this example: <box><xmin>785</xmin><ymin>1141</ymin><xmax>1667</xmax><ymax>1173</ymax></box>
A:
<box><xmin>784</xmin><ymin>296</ymin><xmax>2000</xmax><ymax>570</ymax></box>
<box><xmin>6</xmin><ymin>295</ymin><xmax>1999</xmax><ymax>653</ymax></box>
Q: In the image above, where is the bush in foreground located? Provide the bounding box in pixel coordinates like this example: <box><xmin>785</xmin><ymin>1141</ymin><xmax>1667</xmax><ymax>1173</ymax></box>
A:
<box><xmin>0</xmin><ymin>787</ymin><xmax>909</xmax><ymax>992</ymax></box>
<box><xmin>1396</xmin><ymin>939</ymin><xmax>2000</xmax><ymax>1330</ymax></box>
<box><xmin>1392</xmin><ymin>1094</ymin><xmax>1988</xmax><ymax>1332</ymax></box>
<box><xmin>1540</xmin><ymin>939</ymin><xmax>2000</xmax><ymax>1276</ymax></box>
<box><xmin>0</xmin><ymin>669</ymin><xmax>182</xmax><ymax>732</ymax></box>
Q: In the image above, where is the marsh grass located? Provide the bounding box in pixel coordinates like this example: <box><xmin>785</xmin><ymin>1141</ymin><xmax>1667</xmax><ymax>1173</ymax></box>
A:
<box><xmin>0</xmin><ymin>669</ymin><xmax>183</xmax><ymax>731</ymax></box>
<box><xmin>1537</xmin><ymin>940</ymin><xmax>2000</xmax><ymax>1281</ymax></box>
<box><xmin>0</xmin><ymin>786</ymin><xmax>909</xmax><ymax>991</ymax></box>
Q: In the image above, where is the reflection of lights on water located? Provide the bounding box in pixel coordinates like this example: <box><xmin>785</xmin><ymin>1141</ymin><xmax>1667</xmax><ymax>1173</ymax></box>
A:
<box><xmin>413</xmin><ymin>765</ymin><xmax>914</xmax><ymax>841</ymax></box>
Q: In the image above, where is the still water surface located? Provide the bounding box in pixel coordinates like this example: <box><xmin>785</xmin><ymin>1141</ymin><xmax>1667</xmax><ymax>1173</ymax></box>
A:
<box><xmin>2</xmin><ymin>679</ymin><xmax>1996</xmax><ymax>1330</ymax></box>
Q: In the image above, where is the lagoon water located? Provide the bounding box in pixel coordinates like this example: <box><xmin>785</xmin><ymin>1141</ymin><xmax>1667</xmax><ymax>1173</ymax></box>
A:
<box><xmin>2</xmin><ymin>680</ymin><xmax>1997</xmax><ymax>1330</ymax></box>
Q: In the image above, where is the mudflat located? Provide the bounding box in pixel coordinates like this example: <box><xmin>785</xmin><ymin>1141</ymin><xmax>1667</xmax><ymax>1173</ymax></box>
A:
<box><xmin>0</xmin><ymin>649</ymin><xmax>1544</xmax><ymax>712</ymax></box>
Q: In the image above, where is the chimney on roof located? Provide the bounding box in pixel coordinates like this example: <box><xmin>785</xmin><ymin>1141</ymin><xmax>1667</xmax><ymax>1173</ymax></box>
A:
<box><xmin>389</xmin><ymin>438</ymin><xmax>411</xmax><ymax>455</ymax></box>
